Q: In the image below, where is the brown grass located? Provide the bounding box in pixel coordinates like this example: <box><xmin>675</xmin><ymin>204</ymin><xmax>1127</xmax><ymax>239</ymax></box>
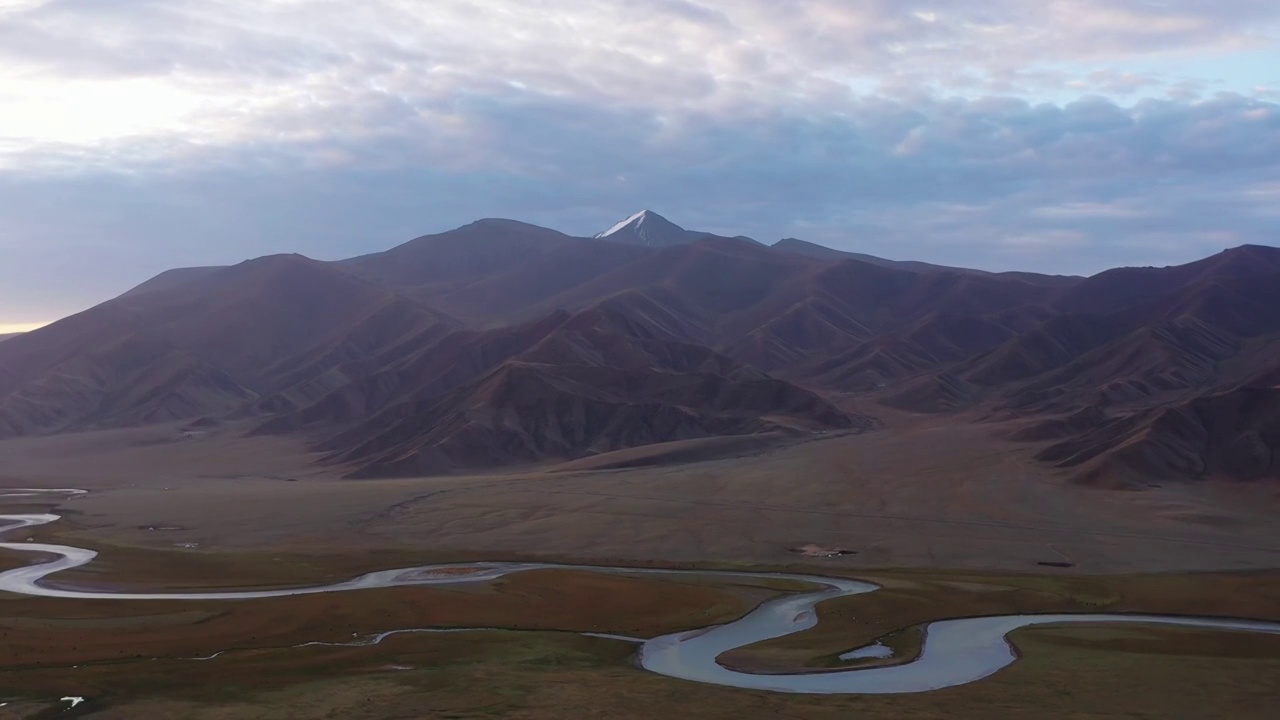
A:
<box><xmin>4</xmin><ymin>617</ymin><xmax>1279</xmax><ymax>719</ymax></box>
<box><xmin>3</xmin><ymin>420</ymin><xmax>1280</xmax><ymax>716</ymax></box>
<box><xmin>0</xmin><ymin>568</ymin><xmax>768</xmax><ymax>672</ymax></box>
<box><xmin>0</xmin><ymin>564</ymin><xmax>1278</xmax><ymax>718</ymax></box>
<box><xmin>5</xmin><ymin>417</ymin><xmax>1280</xmax><ymax>575</ymax></box>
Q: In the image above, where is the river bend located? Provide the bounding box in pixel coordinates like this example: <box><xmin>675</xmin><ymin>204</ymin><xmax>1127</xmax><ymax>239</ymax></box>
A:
<box><xmin>4</xmin><ymin>489</ymin><xmax>1279</xmax><ymax>694</ymax></box>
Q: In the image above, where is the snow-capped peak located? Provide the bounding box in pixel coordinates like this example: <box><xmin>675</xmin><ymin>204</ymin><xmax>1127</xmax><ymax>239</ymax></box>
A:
<box><xmin>593</xmin><ymin>210</ymin><xmax>709</xmax><ymax>248</ymax></box>
<box><xmin>595</xmin><ymin>210</ymin><xmax>655</xmax><ymax>239</ymax></box>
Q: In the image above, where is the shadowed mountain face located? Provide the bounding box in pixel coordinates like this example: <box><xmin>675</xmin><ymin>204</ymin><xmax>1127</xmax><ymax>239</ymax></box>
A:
<box><xmin>2</xmin><ymin>212</ymin><xmax>1277</xmax><ymax>481</ymax></box>
<box><xmin>1027</xmin><ymin>385</ymin><xmax>1280</xmax><ymax>488</ymax></box>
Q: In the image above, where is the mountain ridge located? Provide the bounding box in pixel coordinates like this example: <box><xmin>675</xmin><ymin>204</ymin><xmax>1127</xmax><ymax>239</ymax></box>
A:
<box><xmin>2</xmin><ymin>214</ymin><xmax>1277</xmax><ymax>483</ymax></box>
<box><xmin>772</xmin><ymin>237</ymin><xmax>1081</xmax><ymax>286</ymax></box>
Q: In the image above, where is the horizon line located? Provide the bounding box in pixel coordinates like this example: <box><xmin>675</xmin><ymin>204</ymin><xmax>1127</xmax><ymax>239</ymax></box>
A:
<box><xmin>0</xmin><ymin>321</ymin><xmax>50</xmax><ymax>334</ymax></box>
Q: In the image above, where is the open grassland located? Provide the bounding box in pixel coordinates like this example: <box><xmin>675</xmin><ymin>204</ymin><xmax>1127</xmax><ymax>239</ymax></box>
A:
<box><xmin>5</xmin><ymin>419</ymin><xmax>1280</xmax><ymax>575</ymax></box>
<box><xmin>3</xmin><ymin>424</ymin><xmax>1280</xmax><ymax>717</ymax></box>
<box><xmin>0</xmin><ymin>558</ymin><xmax>1278</xmax><ymax>718</ymax></box>
<box><xmin>2</xmin><ymin>611</ymin><xmax>1279</xmax><ymax>719</ymax></box>
<box><xmin>0</xmin><ymin>568</ymin><xmax>775</xmax><ymax>669</ymax></box>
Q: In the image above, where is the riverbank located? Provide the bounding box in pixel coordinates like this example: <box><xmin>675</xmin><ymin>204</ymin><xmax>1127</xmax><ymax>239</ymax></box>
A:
<box><xmin>3</xmin><ymin>498</ymin><xmax>1280</xmax><ymax>714</ymax></box>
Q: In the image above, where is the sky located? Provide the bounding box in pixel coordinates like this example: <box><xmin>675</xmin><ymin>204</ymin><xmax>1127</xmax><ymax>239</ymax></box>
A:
<box><xmin>1</xmin><ymin>0</ymin><xmax>1278</xmax><ymax>330</ymax></box>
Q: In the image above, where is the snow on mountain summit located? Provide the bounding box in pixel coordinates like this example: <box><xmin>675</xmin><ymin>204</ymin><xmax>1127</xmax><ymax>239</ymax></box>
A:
<box><xmin>593</xmin><ymin>210</ymin><xmax>710</xmax><ymax>248</ymax></box>
<box><xmin>596</xmin><ymin>210</ymin><xmax>652</xmax><ymax>239</ymax></box>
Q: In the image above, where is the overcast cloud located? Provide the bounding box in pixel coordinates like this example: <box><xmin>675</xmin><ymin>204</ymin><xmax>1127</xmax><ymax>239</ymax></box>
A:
<box><xmin>1</xmin><ymin>0</ymin><xmax>1278</xmax><ymax>328</ymax></box>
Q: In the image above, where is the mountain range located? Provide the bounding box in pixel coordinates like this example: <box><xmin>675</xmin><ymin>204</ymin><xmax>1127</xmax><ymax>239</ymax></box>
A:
<box><xmin>1</xmin><ymin>210</ymin><xmax>1276</xmax><ymax>484</ymax></box>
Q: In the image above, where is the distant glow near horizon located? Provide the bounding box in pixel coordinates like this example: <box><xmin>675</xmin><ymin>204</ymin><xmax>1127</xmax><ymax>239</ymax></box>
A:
<box><xmin>0</xmin><ymin>321</ymin><xmax>48</xmax><ymax>334</ymax></box>
<box><xmin>1</xmin><ymin>0</ymin><xmax>1278</xmax><ymax>327</ymax></box>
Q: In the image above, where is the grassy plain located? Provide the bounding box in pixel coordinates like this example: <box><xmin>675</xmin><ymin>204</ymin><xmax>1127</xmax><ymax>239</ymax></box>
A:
<box><xmin>1</xmin><ymin>556</ymin><xmax>1279</xmax><ymax>718</ymax></box>
<box><xmin>6</xmin><ymin>625</ymin><xmax>1279</xmax><ymax>719</ymax></box>
<box><xmin>4</xmin><ymin>416</ymin><xmax>1280</xmax><ymax>574</ymax></box>
<box><xmin>2</xmin><ymin>419</ymin><xmax>1280</xmax><ymax>717</ymax></box>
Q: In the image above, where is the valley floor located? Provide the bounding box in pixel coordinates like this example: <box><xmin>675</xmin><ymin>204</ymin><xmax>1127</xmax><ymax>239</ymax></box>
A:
<box><xmin>2</xmin><ymin>416</ymin><xmax>1278</xmax><ymax>573</ymax></box>
<box><xmin>1</xmin><ymin>556</ymin><xmax>1278</xmax><ymax>718</ymax></box>
<box><xmin>1</xmin><ymin>419</ymin><xmax>1279</xmax><ymax>717</ymax></box>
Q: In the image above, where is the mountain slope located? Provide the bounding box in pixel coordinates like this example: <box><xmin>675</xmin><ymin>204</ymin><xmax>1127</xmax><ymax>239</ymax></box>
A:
<box><xmin>117</xmin><ymin>266</ymin><xmax>224</xmax><ymax>299</ymax></box>
<box><xmin>2</xmin><ymin>211</ymin><xmax>1277</xmax><ymax>483</ymax></box>
<box><xmin>323</xmin><ymin>360</ymin><xmax>863</xmax><ymax>477</ymax></box>
<box><xmin>423</xmin><ymin>240</ymin><xmax>655</xmax><ymax>323</ymax></box>
<box><xmin>772</xmin><ymin>237</ymin><xmax>1079</xmax><ymax>287</ymax></box>
<box><xmin>251</xmin><ymin>294</ymin><xmax>872</xmax><ymax>474</ymax></box>
<box><xmin>0</xmin><ymin>255</ymin><xmax>454</xmax><ymax>436</ymax></box>
<box><xmin>341</xmin><ymin>219</ymin><xmax>576</xmax><ymax>290</ymax></box>
<box><xmin>1031</xmin><ymin>386</ymin><xmax>1280</xmax><ymax>487</ymax></box>
<box><xmin>1053</xmin><ymin>244</ymin><xmax>1280</xmax><ymax>315</ymax></box>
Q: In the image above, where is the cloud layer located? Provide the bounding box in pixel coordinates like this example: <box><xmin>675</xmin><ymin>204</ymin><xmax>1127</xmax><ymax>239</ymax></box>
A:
<box><xmin>1</xmin><ymin>1</ymin><xmax>1278</xmax><ymax>322</ymax></box>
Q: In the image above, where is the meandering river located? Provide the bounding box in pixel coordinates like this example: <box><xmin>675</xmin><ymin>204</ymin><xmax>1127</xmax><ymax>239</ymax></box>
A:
<box><xmin>4</xmin><ymin>488</ymin><xmax>1280</xmax><ymax>695</ymax></box>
